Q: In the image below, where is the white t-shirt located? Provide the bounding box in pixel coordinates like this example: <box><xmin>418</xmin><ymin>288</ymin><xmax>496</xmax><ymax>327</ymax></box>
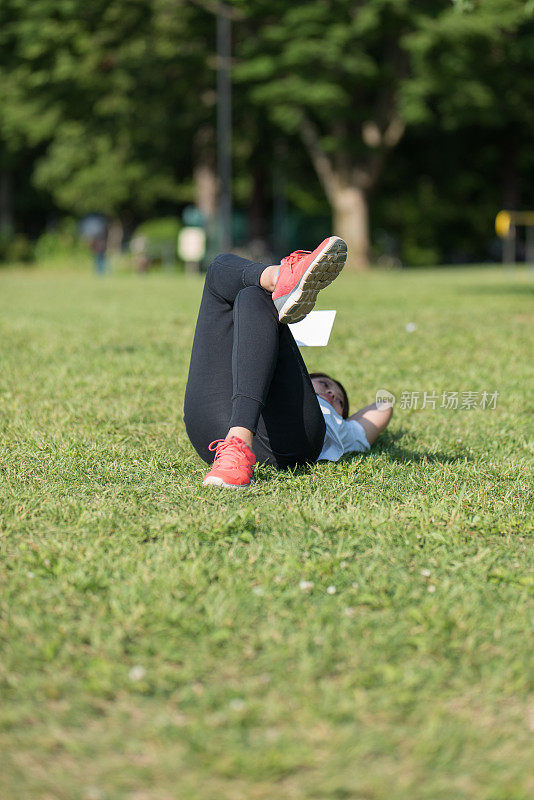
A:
<box><xmin>316</xmin><ymin>396</ymin><xmax>370</xmax><ymax>462</ymax></box>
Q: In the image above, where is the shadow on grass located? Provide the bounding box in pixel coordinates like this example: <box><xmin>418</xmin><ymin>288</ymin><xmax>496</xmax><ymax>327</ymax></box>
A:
<box><xmin>253</xmin><ymin>429</ymin><xmax>470</xmax><ymax>482</ymax></box>
<box><xmin>361</xmin><ymin>428</ymin><xmax>471</xmax><ymax>465</ymax></box>
<box><xmin>253</xmin><ymin>461</ymin><xmax>316</xmax><ymax>483</ymax></box>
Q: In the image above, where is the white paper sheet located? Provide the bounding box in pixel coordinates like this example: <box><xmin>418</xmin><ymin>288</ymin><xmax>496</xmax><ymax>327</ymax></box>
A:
<box><xmin>288</xmin><ymin>310</ymin><xmax>337</xmax><ymax>347</ymax></box>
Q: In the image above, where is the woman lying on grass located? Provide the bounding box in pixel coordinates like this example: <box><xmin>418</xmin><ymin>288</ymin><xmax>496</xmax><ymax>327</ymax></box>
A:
<box><xmin>184</xmin><ymin>237</ymin><xmax>393</xmax><ymax>488</ymax></box>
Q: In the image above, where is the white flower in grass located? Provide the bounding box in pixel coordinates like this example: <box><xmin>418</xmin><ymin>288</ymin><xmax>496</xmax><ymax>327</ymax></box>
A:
<box><xmin>252</xmin><ymin>585</ymin><xmax>264</xmax><ymax>596</ymax></box>
<box><xmin>420</xmin><ymin>569</ymin><xmax>431</xmax><ymax>577</ymax></box>
<box><xmin>405</xmin><ymin>322</ymin><xmax>417</xmax><ymax>332</ymax></box>
<box><xmin>128</xmin><ymin>665</ymin><xmax>146</xmax><ymax>682</ymax></box>
<box><xmin>327</xmin><ymin>585</ymin><xmax>337</xmax><ymax>595</ymax></box>
<box><xmin>428</xmin><ymin>585</ymin><xmax>436</xmax><ymax>593</ymax></box>
<box><xmin>27</xmin><ymin>571</ymin><xmax>35</xmax><ymax>579</ymax></box>
<box><xmin>344</xmin><ymin>607</ymin><xmax>355</xmax><ymax>617</ymax></box>
<box><xmin>299</xmin><ymin>580</ymin><xmax>314</xmax><ymax>591</ymax></box>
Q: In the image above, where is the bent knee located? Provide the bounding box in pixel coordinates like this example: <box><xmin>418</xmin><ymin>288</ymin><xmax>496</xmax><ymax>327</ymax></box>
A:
<box><xmin>235</xmin><ymin>284</ymin><xmax>275</xmax><ymax>313</ymax></box>
<box><xmin>206</xmin><ymin>254</ymin><xmax>225</xmax><ymax>282</ymax></box>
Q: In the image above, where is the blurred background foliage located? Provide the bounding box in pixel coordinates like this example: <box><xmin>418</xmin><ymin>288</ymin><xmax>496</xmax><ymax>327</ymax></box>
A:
<box><xmin>0</xmin><ymin>0</ymin><xmax>533</xmax><ymax>268</ymax></box>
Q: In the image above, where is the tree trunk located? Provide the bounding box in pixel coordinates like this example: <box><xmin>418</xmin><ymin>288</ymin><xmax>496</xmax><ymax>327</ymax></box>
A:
<box><xmin>194</xmin><ymin>126</ymin><xmax>217</xmax><ymax>223</ymax></box>
<box><xmin>194</xmin><ymin>160</ymin><xmax>217</xmax><ymax>223</ymax></box>
<box><xmin>193</xmin><ymin>127</ymin><xmax>218</xmax><ymax>269</ymax></box>
<box><xmin>299</xmin><ymin>119</ymin><xmax>371</xmax><ymax>269</ymax></box>
<box><xmin>0</xmin><ymin>168</ymin><xmax>14</xmax><ymax>236</ymax></box>
<box><xmin>299</xmin><ymin>113</ymin><xmax>405</xmax><ymax>271</ymax></box>
<box><xmin>249</xmin><ymin>163</ymin><xmax>264</xmax><ymax>241</ymax></box>
<box><xmin>331</xmin><ymin>184</ymin><xmax>369</xmax><ymax>270</ymax></box>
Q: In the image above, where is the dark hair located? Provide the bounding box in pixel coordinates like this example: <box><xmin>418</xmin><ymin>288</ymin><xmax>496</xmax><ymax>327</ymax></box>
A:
<box><xmin>309</xmin><ymin>372</ymin><xmax>350</xmax><ymax>419</ymax></box>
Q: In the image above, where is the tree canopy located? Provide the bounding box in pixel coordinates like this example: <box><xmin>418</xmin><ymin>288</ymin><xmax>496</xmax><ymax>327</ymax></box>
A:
<box><xmin>1</xmin><ymin>0</ymin><xmax>533</xmax><ymax>266</ymax></box>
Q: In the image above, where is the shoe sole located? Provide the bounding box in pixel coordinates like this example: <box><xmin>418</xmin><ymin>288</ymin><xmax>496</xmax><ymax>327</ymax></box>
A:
<box><xmin>202</xmin><ymin>476</ymin><xmax>251</xmax><ymax>489</ymax></box>
<box><xmin>274</xmin><ymin>236</ymin><xmax>347</xmax><ymax>324</ymax></box>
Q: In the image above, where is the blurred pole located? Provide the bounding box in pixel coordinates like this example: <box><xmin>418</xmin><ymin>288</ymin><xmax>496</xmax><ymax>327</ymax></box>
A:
<box><xmin>502</xmin><ymin>224</ymin><xmax>515</xmax><ymax>265</ymax></box>
<box><xmin>217</xmin><ymin>3</ymin><xmax>232</xmax><ymax>251</ymax></box>
<box><xmin>0</xmin><ymin>169</ymin><xmax>14</xmax><ymax>237</ymax></box>
<box><xmin>272</xmin><ymin>151</ymin><xmax>288</xmax><ymax>262</ymax></box>
<box><xmin>526</xmin><ymin>225</ymin><xmax>534</xmax><ymax>267</ymax></box>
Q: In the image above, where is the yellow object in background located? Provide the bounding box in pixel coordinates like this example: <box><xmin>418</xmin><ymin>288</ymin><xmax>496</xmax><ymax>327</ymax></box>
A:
<box><xmin>495</xmin><ymin>210</ymin><xmax>511</xmax><ymax>238</ymax></box>
<box><xmin>495</xmin><ymin>209</ymin><xmax>534</xmax><ymax>238</ymax></box>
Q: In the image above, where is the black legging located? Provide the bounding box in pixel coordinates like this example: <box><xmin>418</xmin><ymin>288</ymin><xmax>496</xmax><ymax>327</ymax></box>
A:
<box><xmin>183</xmin><ymin>253</ymin><xmax>326</xmax><ymax>468</ymax></box>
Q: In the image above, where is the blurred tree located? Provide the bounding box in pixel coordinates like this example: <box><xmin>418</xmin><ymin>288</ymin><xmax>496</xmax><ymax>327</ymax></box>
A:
<box><xmin>234</xmin><ymin>0</ymin><xmax>425</xmax><ymax>268</ymax></box>
<box><xmin>404</xmin><ymin>0</ymin><xmax>534</xmax><ymax>213</ymax></box>
<box><xmin>0</xmin><ymin>0</ymin><xmax>214</xmax><ymax>244</ymax></box>
<box><xmin>1</xmin><ymin>0</ymin><xmax>534</xmax><ymax>266</ymax></box>
<box><xmin>234</xmin><ymin>0</ymin><xmax>532</xmax><ymax>268</ymax></box>
<box><xmin>0</xmin><ymin>0</ymin><xmax>24</xmax><ymax>237</ymax></box>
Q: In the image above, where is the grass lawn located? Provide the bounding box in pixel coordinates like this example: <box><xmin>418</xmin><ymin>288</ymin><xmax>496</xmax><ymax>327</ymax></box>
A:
<box><xmin>0</xmin><ymin>265</ymin><xmax>533</xmax><ymax>800</ymax></box>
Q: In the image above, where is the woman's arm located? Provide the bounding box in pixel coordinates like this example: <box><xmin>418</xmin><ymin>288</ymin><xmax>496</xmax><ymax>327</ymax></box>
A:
<box><xmin>348</xmin><ymin>402</ymin><xmax>393</xmax><ymax>446</ymax></box>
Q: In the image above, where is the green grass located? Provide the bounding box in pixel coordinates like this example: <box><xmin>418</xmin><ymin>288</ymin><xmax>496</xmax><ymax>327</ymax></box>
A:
<box><xmin>0</xmin><ymin>265</ymin><xmax>533</xmax><ymax>800</ymax></box>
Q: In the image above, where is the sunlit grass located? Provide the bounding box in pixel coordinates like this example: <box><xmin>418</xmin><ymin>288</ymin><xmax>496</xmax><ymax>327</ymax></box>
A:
<box><xmin>0</xmin><ymin>265</ymin><xmax>532</xmax><ymax>800</ymax></box>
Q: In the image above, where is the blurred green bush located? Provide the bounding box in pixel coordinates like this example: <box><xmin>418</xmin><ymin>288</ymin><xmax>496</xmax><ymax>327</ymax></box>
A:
<box><xmin>0</xmin><ymin>231</ymin><xmax>33</xmax><ymax>264</ymax></box>
<box><xmin>33</xmin><ymin>218</ymin><xmax>89</xmax><ymax>269</ymax></box>
<box><xmin>130</xmin><ymin>217</ymin><xmax>183</xmax><ymax>270</ymax></box>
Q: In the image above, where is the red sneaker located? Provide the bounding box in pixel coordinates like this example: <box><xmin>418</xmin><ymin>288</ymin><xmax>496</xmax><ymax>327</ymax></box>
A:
<box><xmin>272</xmin><ymin>236</ymin><xmax>347</xmax><ymax>323</ymax></box>
<box><xmin>202</xmin><ymin>436</ymin><xmax>256</xmax><ymax>488</ymax></box>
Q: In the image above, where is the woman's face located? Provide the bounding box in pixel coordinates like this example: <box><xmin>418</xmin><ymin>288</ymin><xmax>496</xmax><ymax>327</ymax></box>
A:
<box><xmin>311</xmin><ymin>376</ymin><xmax>345</xmax><ymax>417</ymax></box>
